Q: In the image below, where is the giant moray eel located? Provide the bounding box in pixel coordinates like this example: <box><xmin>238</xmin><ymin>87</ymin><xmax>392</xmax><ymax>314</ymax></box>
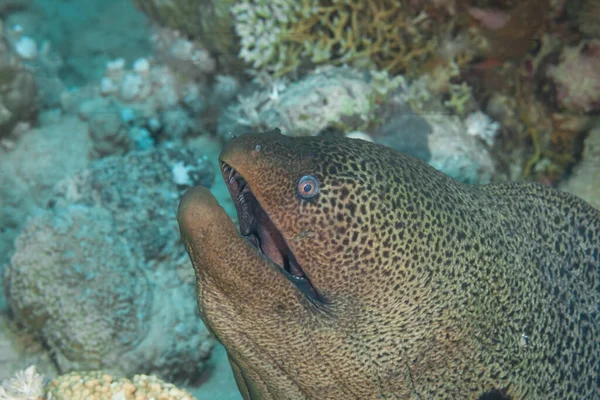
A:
<box><xmin>178</xmin><ymin>129</ymin><xmax>600</xmax><ymax>399</ymax></box>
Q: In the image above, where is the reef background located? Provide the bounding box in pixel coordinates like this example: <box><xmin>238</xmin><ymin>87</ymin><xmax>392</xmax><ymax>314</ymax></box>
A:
<box><xmin>0</xmin><ymin>0</ymin><xmax>598</xmax><ymax>398</ymax></box>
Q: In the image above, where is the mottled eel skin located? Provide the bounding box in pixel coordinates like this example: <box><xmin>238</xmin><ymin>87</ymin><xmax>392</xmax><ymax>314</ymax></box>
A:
<box><xmin>178</xmin><ymin>129</ymin><xmax>599</xmax><ymax>399</ymax></box>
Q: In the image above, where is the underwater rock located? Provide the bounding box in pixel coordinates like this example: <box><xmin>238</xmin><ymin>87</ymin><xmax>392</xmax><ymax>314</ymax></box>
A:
<box><xmin>560</xmin><ymin>125</ymin><xmax>600</xmax><ymax>210</ymax></box>
<box><xmin>3</xmin><ymin>0</ymin><xmax>151</xmax><ymax>86</ymax></box>
<box><xmin>150</xmin><ymin>26</ymin><xmax>216</xmax><ymax>81</ymax></box>
<box><xmin>218</xmin><ymin>67</ymin><xmax>377</xmax><ymax>138</ymax></box>
<box><xmin>0</xmin><ymin>115</ymin><xmax>93</xmax><ymax>305</ymax></box>
<box><xmin>0</xmin><ymin>20</ymin><xmax>36</xmax><ymax>138</ymax></box>
<box><xmin>372</xmin><ymin>96</ymin><xmax>496</xmax><ymax>184</ymax></box>
<box><xmin>2</xmin><ymin>20</ymin><xmax>65</xmax><ymax>109</ymax></box>
<box><xmin>3</xmin><ymin>147</ymin><xmax>215</xmax><ymax>380</ymax></box>
<box><xmin>0</xmin><ymin>308</ymin><xmax>58</xmax><ymax>385</ymax></box>
<box><xmin>49</xmin><ymin>147</ymin><xmax>214</xmax><ymax>266</ymax></box>
<box><xmin>5</xmin><ymin>205</ymin><xmax>152</xmax><ymax>373</ymax></box>
<box><xmin>572</xmin><ymin>0</ymin><xmax>600</xmax><ymax>39</ymax></box>
<box><xmin>132</xmin><ymin>0</ymin><xmax>239</xmax><ymax>70</ymax></box>
<box><xmin>71</xmin><ymin>57</ymin><xmax>209</xmax><ymax>156</ymax></box>
<box><xmin>547</xmin><ymin>39</ymin><xmax>600</xmax><ymax>114</ymax></box>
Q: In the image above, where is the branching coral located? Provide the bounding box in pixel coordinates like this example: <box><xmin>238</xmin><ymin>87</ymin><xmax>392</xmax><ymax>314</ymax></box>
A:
<box><xmin>232</xmin><ymin>0</ymin><xmax>456</xmax><ymax>77</ymax></box>
<box><xmin>0</xmin><ymin>366</ymin><xmax>44</xmax><ymax>400</ymax></box>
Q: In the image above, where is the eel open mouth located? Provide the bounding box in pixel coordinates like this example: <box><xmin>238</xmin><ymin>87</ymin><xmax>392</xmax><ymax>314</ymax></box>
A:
<box><xmin>221</xmin><ymin>162</ymin><xmax>320</xmax><ymax>300</ymax></box>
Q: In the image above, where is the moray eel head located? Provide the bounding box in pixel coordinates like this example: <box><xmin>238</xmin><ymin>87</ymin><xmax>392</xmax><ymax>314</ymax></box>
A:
<box><xmin>179</xmin><ymin>128</ymin><xmax>436</xmax><ymax>398</ymax></box>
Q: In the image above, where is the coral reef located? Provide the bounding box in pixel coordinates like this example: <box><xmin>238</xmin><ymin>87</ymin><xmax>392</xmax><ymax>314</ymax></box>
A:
<box><xmin>131</xmin><ymin>0</ymin><xmax>239</xmax><ymax>69</ymax></box>
<box><xmin>218</xmin><ymin>67</ymin><xmax>386</xmax><ymax>137</ymax></box>
<box><xmin>67</xmin><ymin>57</ymin><xmax>210</xmax><ymax>156</ymax></box>
<box><xmin>219</xmin><ymin>65</ymin><xmax>495</xmax><ymax>183</ymax></box>
<box><xmin>1</xmin><ymin>0</ymin><xmax>597</xmax><ymax>398</ymax></box>
<box><xmin>218</xmin><ymin>64</ymin><xmax>495</xmax><ymax>183</ymax></box>
<box><xmin>464</xmin><ymin>110</ymin><xmax>500</xmax><ymax>147</ymax></box>
<box><xmin>231</xmin><ymin>0</ymin><xmax>464</xmax><ymax>77</ymax></box>
<box><xmin>3</xmin><ymin>148</ymin><xmax>215</xmax><ymax>380</ymax></box>
<box><xmin>2</xmin><ymin>22</ymin><xmax>64</xmax><ymax>109</ymax></box>
<box><xmin>457</xmin><ymin>21</ymin><xmax>596</xmax><ymax>183</ymax></box>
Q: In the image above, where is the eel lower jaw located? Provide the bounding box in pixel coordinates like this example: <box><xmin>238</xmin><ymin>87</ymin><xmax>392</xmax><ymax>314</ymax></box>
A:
<box><xmin>221</xmin><ymin>161</ymin><xmax>320</xmax><ymax>301</ymax></box>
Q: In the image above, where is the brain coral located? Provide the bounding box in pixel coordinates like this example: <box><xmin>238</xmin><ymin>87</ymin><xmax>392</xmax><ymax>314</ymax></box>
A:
<box><xmin>4</xmin><ymin>147</ymin><xmax>216</xmax><ymax>380</ymax></box>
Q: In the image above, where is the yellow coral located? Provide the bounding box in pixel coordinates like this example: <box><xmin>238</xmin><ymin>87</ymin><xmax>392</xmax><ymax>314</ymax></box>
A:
<box><xmin>46</xmin><ymin>371</ymin><xmax>195</xmax><ymax>400</ymax></box>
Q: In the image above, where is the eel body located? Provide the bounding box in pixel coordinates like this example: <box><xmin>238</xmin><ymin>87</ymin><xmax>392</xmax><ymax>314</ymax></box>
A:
<box><xmin>178</xmin><ymin>129</ymin><xmax>600</xmax><ymax>399</ymax></box>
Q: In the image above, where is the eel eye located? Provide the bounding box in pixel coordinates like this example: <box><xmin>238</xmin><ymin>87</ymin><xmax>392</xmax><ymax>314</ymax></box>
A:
<box><xmin>297</xmin><ymin>175</ymin><xmax>319</xmax><ymax>199</ymax></box>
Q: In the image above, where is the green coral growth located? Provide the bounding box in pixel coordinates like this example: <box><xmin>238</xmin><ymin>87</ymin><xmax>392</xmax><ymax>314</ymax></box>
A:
<box><xmin>232</xmin><ymin>0</ymin><xmax>447</xmax><ymax>78</ymax></box>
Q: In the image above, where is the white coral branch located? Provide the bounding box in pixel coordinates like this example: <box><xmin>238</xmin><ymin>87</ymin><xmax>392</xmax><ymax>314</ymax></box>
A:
<box><xmin>0</xmin><ymin>366</ymin><xmax>45</xmax><ymax>400</ymax></box>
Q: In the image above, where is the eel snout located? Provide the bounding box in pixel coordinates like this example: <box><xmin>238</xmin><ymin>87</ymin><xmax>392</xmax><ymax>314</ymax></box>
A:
<box><xmin>177</xmin><ymin>185</ymin><xmax>303</xmax><ymax>311</ymax></box>
<box><xmin>178</xmin><ymin>186</ymin><xmax>227</xmax><ymax>240</ymax></box>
